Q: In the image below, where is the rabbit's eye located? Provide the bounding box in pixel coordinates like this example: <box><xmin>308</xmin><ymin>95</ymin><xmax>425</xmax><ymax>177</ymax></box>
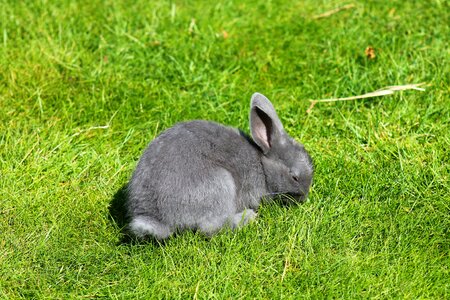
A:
<box><xmin>292</xmin><ymin>175</ymin><xmax>299</xmax><ymax>182</ymax></box>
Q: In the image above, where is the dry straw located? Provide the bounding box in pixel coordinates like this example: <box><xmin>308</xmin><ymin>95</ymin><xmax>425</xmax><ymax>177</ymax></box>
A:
<box><xmin>306</xmin><ymin>83</ymin><xmax>427</xmax><ymax>113</ymax></box>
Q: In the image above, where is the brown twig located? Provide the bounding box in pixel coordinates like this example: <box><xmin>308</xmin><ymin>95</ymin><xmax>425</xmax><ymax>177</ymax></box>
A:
<box><xmin>312</xmin><ymin>4</ymin><xmax>356</xmax><ymax>19</ymax></box>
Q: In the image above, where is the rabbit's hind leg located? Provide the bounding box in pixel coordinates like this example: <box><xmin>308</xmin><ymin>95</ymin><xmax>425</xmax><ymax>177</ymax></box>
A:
<box><xmin>129</xmin><ymin>215</ymin><xmax>173</xmax><ymax>240</ymax></box>
<box><xmin>198</xmin><ymin>209</ymin><xmax>257</xmax><ymax>236</ymax></box>
<box><xmin>231</xmin><ymin>209</ymin><xmax>257</xmax><ymax>228</ymax></box>
<box><xmin>197</xmin><ymin>216</ymin><xmax>229</xmax><ymax>236</ymax></box>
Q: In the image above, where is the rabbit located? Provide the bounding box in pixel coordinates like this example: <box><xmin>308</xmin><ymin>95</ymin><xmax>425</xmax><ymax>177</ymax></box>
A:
<box><xmin>126</xmin><ymin>93</ymin><xmax>313</xmax><ymax>240</ymax></box>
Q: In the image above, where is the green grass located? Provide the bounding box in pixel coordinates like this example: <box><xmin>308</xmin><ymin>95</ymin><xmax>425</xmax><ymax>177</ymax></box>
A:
<box><xmin>1</xmin><ymin>0</ymin><xmax>449</xmax><ymax>298</ymax></box>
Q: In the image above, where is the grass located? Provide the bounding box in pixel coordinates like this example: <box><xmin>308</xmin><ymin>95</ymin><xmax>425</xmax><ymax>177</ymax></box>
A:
<box><xmin>1</xmin><ymin>0</ymin><xmax>449</xmax><ymax>298</ymax></box>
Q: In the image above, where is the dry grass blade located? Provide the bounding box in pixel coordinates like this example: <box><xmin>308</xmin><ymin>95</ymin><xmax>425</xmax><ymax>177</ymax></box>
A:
<box><xmin>306</xmin><ymin>83</ymin><xmax>427</xmax><ymax>113</ymax></box>
<box><xmin>379</xmin><ymin>84</ymin><xmax>426</xmax><ymax>92</ymax></box>
<box><xmin>312</xmin><ymin>4</ymin><xmax>356</xmax><ymax>19</ymax></box>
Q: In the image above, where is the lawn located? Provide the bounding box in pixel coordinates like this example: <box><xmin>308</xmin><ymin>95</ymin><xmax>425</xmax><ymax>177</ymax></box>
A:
<box><xmin>1</xmin><ymin>0</ymin><xmax>449</xmax><ymax>298</ymax></box>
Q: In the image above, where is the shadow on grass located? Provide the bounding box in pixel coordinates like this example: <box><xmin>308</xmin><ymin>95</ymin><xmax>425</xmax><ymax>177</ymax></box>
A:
<box><xmin>109</xmin><ymin>184</ymin><xmax>133</xmax><ymax>244</ymax></box>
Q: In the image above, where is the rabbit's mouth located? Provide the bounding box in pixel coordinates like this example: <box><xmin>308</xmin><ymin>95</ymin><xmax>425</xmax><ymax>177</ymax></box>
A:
<box><xmin>265</xmin><ymin>191</ymin><xmax>307</xmax><ymax>204</ymax></box>
<box><xmin>286</xmin><ymin>192</ymin><xmax>307</xmax><ymax>203</ymax></box>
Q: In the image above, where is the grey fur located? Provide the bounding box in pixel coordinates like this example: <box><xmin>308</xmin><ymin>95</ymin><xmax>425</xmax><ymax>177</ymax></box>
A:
<box><xmin>126</xmin><ymin>93</ymin><xmax>313</xmax><ymax>240</ymax></box>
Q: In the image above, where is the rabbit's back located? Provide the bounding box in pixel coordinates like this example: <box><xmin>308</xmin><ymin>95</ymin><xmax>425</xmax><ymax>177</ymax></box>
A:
<box><xmin>127</xmin><ymin>120</ymin><xmax>266</xmax><ymax>229</ymax></box>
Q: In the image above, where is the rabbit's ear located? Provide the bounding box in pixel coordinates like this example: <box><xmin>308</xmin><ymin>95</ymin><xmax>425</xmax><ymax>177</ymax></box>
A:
<box><xmin>250</xmin><ymin>93</ymin><xmax>284</xmax><ymax>154</ymax></box>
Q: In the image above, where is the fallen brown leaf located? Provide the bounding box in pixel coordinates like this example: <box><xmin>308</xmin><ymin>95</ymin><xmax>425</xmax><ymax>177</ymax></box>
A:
<box><xmin>365</xmin><ymin>46</ymin><xmax>376</xmax><ymax>59</ymax></box>
<box><xmin>222</xmin><ymin>30</ymin><xmax>229</xmax><ymax>39</ymax></box>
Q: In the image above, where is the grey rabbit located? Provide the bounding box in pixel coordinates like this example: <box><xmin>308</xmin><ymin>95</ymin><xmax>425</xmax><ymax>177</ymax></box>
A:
<box><xmin>126</xmin><ymin>93</ymin><xmax>313</xmax><ymax>240</ymax></box>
